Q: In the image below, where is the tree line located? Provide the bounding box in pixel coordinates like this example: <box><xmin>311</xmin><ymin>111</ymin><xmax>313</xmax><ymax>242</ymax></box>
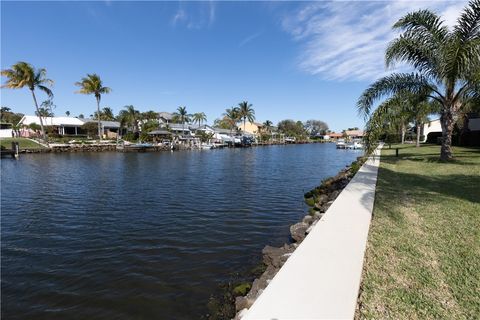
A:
<box><xmin>1</xmin><ymin>63</ymin><xmax>330</xmax><ymax>142</ymax></box>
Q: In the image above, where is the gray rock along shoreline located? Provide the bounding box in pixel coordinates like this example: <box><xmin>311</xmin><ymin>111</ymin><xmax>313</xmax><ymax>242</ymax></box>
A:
<box><xmin>232</xmin><ymin>157</ymin><xmax>365</xmax><ymax>319</ymax></box>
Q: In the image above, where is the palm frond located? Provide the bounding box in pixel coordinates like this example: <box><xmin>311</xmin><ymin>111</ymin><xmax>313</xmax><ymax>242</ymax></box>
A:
<box><xmin>385</xmin><ymin>35</ymin><xmax>440</xmax><ymax>79</ymax></box>
<box><xmin>454</xmin><ymin>0</ymin><xmax>480</xmax><ymax>42</ymax></box>
<box><xmin>37</xmin><ymin>85</ymin><xmax>53</xmax><ymax>98</ymax></box>
<box><xmin>393</xmin><ymin>9</ymin><xmax>449</xmax><ymax>43</ymax></box>
<box><xmin>357</xmin><ymin>73</ymin><xmax>434</xmax><ymax>119</ymax></box>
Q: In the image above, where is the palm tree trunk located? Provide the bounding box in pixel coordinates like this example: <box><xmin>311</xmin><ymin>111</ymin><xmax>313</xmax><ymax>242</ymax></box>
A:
<box><xmin>244</xmin><ymin>118</ymin><xmax>246</xmax><ymax>132</ymax></box>
<box><xmin>96</xmin><ymin>96</ymin><xmax>102</xmax><ymax>140</ymax></box>
<box><xmin>416</xmin><ymin>123</ymin><xmax>421</xmax><ymax>147</ymax></box>
<box><xmin>440</xmin><ymin>108</ymin><xmax>454</xmax><ymax>161</ymax></box>
<box><xmin>31</xmin><ymin>89</ymin><xmax>47</xmax><ymax>143</ymax></box>
<box><xmin>401</xmin><ymin>123</ymin><xmax>405</xmax><ymax>144</ymax></box>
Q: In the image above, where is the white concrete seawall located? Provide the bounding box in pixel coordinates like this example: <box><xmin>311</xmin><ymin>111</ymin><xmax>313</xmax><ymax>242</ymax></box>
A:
<box><xmin>243</xmin><ymin>146</ymin><xmax>382</xmax><ymax>320</ymax></box>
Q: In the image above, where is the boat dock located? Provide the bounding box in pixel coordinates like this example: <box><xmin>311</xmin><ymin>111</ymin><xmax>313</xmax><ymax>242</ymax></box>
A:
<box><xmin>0</xmin><ymin>142</ymin><xmax>20</xmax><ymax>159</ymax></box>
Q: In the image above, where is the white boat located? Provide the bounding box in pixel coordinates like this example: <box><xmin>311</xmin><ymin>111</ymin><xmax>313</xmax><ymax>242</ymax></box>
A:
<box><xmin>336</xmin><ymin>138</ymin><xmax>346</xmax><ymax>149</ymax></box>
<box><xmin>346</xmin><ymin>140</ymin><xmax>363</xmax><ymax>149</ymax></box>
<box><xmin>201</xmin><ymin>143</ymin><xmax>214</xmax><ymax>150</ymax></box>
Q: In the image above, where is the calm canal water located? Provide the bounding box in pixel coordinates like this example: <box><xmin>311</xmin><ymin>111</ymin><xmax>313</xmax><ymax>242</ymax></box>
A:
<box><xmin>1</xmin><ymin>144</ymin><xmax>361</xmax><ymax>319</ymax></box>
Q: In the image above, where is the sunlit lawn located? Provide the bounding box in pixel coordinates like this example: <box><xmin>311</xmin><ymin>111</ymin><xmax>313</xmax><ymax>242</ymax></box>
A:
<box><xmin>0</xmin><ymin>138</ymin><xmax>45</xmax><ymax>150</ymax></box>
<box><xmin>357</xmin><ymin>144</ymin><xmax>480</xmax><ymax>319</ymax></box>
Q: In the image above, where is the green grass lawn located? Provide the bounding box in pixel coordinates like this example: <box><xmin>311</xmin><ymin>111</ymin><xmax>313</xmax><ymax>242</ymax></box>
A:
<box><xmin>0</xmin><ymin>137</ymin><xmax>45</xmax><ymax>149</ymax></box>
<box><xmin>357</xmin><ymin>144</ymin><xmax>480</xmax><ymax>319</ymax></box>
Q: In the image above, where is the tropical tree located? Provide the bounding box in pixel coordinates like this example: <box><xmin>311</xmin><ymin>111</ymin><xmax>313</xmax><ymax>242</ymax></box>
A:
<box><xmin>38</xmin><ymin>99</ymin><xmax>55</xmax><ymax>117</ymax></box>
<box><xmin>118</xmin><ymin>105</ymin><xmax>140</xmax><ymax>134</ymax></box>
<box><xmin>1</xmin><ymin>61</ymin><xmax>53</xmax><ymax>142</ymax></box>
<box><xmin>94</xmin><ymin>107</ymin><xmax>115</xmax><ymax>121</ymax></box>
<box><xmin>141</xmin><ymin>110</ymin><xmax>159</xmax><ymax>121</ymax></box>
<box><xmin>213</xmin><ymin>117</ymin><xmax>232</xmax><ymax>129</ymax></box>
<box><xmin>263</xmin><ymin>120</ymin><xmax>273</xmax><ymax>132</ymax></box>
<box><xmin>75</xmin><ymin>73</ymin><xmax>111</xmax><ymax>140</ymax></box>
<box><xmin>192</xmin><ymin>112</ymin><xmax>207</xmax><ymax>126</ymax></box>
<box><xmin>1</xmin><ymin>107</ymin><xmax>24</xmax><ymax>125</ymax></box>
<box><xmin>102</xmin><ymin>107</ymin><xmax>115</xmax><ymax>120</ymax></box>
<box><xmin>175</xmin><ymin>106</ymin><xmax>190</xmax><ymax>134</ymax></box>
<box><xmin>223</xmin><ymin>107</ymin><xmax>240</xmax><ymax>140</ymax></box>
<box><xmin>238</xmin><ymin>101</ymin><xmax>255</xmax><ymax>132</ymax></box>
<box><xmin>65</xmin><ymin>111</ymin><xmax>71</xmax><ymax>117</ymax></box>
<box><xmin>363</xmin><ymin>91</ymin><xmax>438</xmax><ymax>151</ymax></box>
<box><xmin>357</xmin><ymin>0</ymin><xmax>480</xmax><ymax>160</ymax></box>
<box><xmin>35</xmin><ymin>107</ymin><xmax>54</xmax><ymax>117</ymax></box>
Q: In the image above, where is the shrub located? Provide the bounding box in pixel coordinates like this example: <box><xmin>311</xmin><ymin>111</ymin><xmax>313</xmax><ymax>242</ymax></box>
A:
<box><xmin>304</xmin><ymin>197</ymin><xmax>315</xmax><ymax>207</ymax></box>
<box><xmin>232</xmin><ymin>283</ymin><xmax>251</xmax><ymax>296</ymax></box>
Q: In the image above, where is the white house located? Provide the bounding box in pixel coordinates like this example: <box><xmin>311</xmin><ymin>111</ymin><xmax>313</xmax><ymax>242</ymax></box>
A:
<box><xmin>422</xmin><ymin>116</ymin><xmax>480</xmax><ymax>142</ymax></box>
<box><xmin>17</xmin><ymin>115</ymin><xmax>120</xmax><ymax>138</ymax></box>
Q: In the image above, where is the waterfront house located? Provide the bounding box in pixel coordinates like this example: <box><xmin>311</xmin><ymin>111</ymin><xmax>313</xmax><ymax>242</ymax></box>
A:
<box><xmin>147</xmin><ymin>129</ymin><xmax>172</xmax><ymax>142</ymax></box>
<box><xmin>167</xmin><ymin>123</ymin><xmax>192</xmax><ymax>136</ymax></box>
<box><xmin>345</xmin><ymin>130</ymin><xmax>364</xmax><ymax>139</ymax></box>
<box><xmin>158</xmin><ymin>112</ymin><xmax>174</xmax><ymax>125</ymax></box>
<box><xmin>237</xmin><ymin>121</ymin><xmax>264</xmax><ymax>137</ymax></box>
<box><xmin>327</xmin><ymin>132</ymin><xmax>343</xmax><ymax>140</ymax></box>
<box><xmin>213</xmin><ymin>128</ymin><xmax>235</xmax><ymax>144</ymax></box>
<box><xmin>190</xmin><ymin>124</ymin><xmax>215</xmax><ymax>136</ymax></box>
<box><xmin>17</xmin><ymin>115</ymin><xmax>120</xmax><ymax>138</ymax></box>
<box><xmin>18</xmin><ymin>115</ymin><xmax>85</xmax><ymax>137</ymax></box>
<box><xmin>422</xmin><ymin>114</ymin><xmax>480</xmax><ymax>145</ymax></box>
<box><xmin>0</xmin><ymin>123</ymin><xmax>14</xmax><ymax>138</ymax></box>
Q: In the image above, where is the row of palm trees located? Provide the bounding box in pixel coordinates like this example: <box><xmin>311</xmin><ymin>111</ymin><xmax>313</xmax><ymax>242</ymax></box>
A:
<box><xmin>357</xmin><ymin>0</ymin><xmax>479</xmax><ymax>160</ymax></box>
<box><xmin>0</xmin><ymin>62</ymin><xmax>219</xmax><ymax>143</ymax></box>
<box><xmin>1</xmin><ymin>63</ymin><xmax>112</xmax><ymax>143</ymax></box>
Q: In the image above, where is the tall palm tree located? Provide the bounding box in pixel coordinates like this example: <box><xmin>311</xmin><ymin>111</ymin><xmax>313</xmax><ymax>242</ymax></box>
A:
<box><xmin>1</xmin><ymin>61</ymin><xmax>53</xmax><ymax>142</ymax></box>
<box><xmin>192</xmin><ymin>112</ymin><xmax>207</xmax><ymax>126</ymax></box>
<box><xmin>238</xmin><ymin>101</ymin><xmax>255</xmax><ymax>132</ymax></box>
<box><xmin>176</xmin><ymin>106</ymin><xmax>189</xmax><ymax>134</ymax></box>
<box><xmin>357</xmin><ymin>0</ymin><xmax>480</xmax><ymax>160</ymax></box>
<box><xmin>75</xmin><ymin>74</ymin><xmax>111</xmax><ymax>140</ymax></box>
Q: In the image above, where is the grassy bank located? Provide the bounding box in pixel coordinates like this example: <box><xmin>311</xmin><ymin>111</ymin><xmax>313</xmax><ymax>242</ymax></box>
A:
<box><xmin>0</xmin><ymin>138</ymin><xmax>45</xmax><ymax>149</ymax></box>
<box><xmin>357</xmin><ymin>144</ymin><xmax>480</xmax><ymax>319</ymax></box>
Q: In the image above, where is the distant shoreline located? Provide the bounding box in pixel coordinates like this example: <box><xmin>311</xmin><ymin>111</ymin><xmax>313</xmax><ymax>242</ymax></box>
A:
<box><xmin>2</xmin><ymin>139</ymin><xmax>335</xmax><ymax>155</ymax></box>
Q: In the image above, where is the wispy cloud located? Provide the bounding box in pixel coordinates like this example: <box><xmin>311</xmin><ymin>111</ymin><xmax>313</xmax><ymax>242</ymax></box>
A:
<box><xmin>172</xmin><ymin>8</ymin><xmax>188</xmax><ymax>26</ymax></box>
<box><xmin>239</xmin><ymin>32</ymin><xmax>262</xmax><ymax>47</ymax></box>
<box><xmin>281</xmin><ymin>0</ymin><xmax>468</xmax><ymax>81</ymax></box>
<box><xmin>171</xmin><ymin>1</ymin><xmax>216</xmax><ymax>29</ymax></box>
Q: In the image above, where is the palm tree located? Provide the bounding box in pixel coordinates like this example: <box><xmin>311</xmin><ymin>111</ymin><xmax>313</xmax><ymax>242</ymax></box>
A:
<box><xmin>262</xmin><ymin>120</ymin><xmax>274</xmax><ymax>143</ymax></box>
<box><xmin>223</xmin><ymin>107</ymin><xmax>240</xmax><ymax>143</ymax></box>
<box><xmin>263</xmin><ymin>120</ymin><xmax>273</xmax><ymax>131</ymax></box>
<box><xmin>192</xmin><ymin>112</ymin><xmax>207</xmax><ymax>126</ymax></box>
<box><xmin>118</xmin><ymin>105</ymin><xmax>140</xmax><ymax>134</ymax></box>
<box><xmin>102</xmin><ymin>107</ymin><xmax>115</xmax><ymax>121</ymax></box>
<box><xmin>75</xmin><ymin>74</ymin><xmax>111</xmax><ymax>140</ymax></box>
<box><xmin>363</xmin><ymin>90</ymin><xmax>437</xmax><ymax>151</ymax></box>
<box><xmin>1</xmin><ymin>61</ymin><xmax>53</xmax><ymax>142</ymax></box>
<box><xmin>176</xmin><ymin>106</ymin><xmax>189</xmax><ymax>134</ymax></box>
<box><xmin>66</xmin><ymin>111</ymin><xmax>71</xmax><ymax>117</ymax></box>
<box><xmin>357</xmin><ymin>0</ymin><xmax>480</xmax><ymax>160</ymax></box>
<box><xmin>238</xmin><ymin>101</ymin><xmax>255</xmax><ymax>132</ymax></box>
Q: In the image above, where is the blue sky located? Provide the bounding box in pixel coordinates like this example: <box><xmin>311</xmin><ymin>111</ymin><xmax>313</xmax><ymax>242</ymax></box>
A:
<box><xmin>1</xmin><ymin>0</ymin><xmax>467</xmax><ymax>132</ymax></box>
